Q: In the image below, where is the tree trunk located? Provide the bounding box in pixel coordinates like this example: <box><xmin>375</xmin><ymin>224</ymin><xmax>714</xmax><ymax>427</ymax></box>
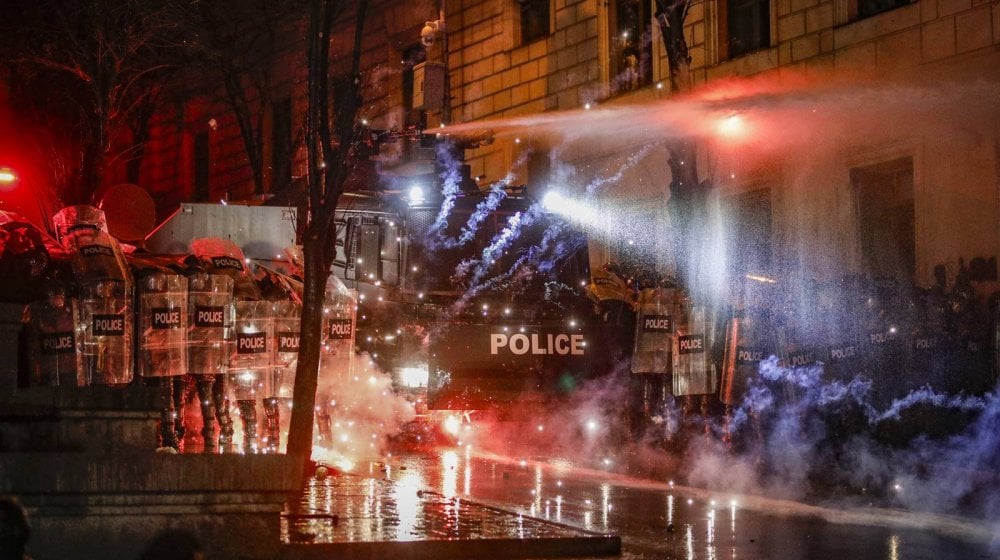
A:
<box><xmin>285</xmin><ymin>223</ymin><xmax>331</xmax><ymax>455</ymax></box>
<box><xmin>285</xmin><ymin>0</ymin><xmax>367</xmax><ymax>460</ymax></box>
<box><xmin>654</xmin><ymin>0</ymin><xmax>708</xmax><ymax>288</ymax></box>
<box><xmin>655</xmin><ymin>1</ymin><xmax>716</xmax><ymax>419</ymax></box>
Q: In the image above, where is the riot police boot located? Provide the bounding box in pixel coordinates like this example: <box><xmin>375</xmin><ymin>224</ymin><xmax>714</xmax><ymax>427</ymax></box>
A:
<box><xmin>211</xmin><ymin>376</ymin><xmax>235</xmax><ymax>445</ymax></box>
<box><xmin>262</xmin><ymin>397</ymin><xmax>281</xmax><ymax>453</ymax></box>
<box><xmin>237</xmin><ymin>399</ymin><xmax>259</xmax><ymax>452</ymax></box>
<box><xmin>159</xmin><ymin>408</ymin><xmax>180</xmax><ymax>450</ymax></box>
<box><xmin>171</xmin><ymin>377</ymin><xmax>188</xmax><ymax>442</ymax></box>
<box><xmin>217</xmin><ymin>397</ymin><xmax>235</xmax><ymax>445</ymax></box>
<box><xmin>197</xmin><ymin>376</ymin><xmax>217</xmax><ymax>449</ymax></box>
<box><xmin>173</xmin><ymin>414</ymin><xmax>187</xmax><ymax>445</ymax></box>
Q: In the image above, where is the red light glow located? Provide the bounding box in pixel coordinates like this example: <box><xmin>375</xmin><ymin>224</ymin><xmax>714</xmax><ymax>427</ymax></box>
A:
<box><xmin>716</xmin><ymin>114</ymin><xmax>746</xmax><ymax>139</ymax></box>
<box><xmin>0</xmin><ymin>168</ymin><xmax>16</xmax><ymax>184</ymax></box>
<box><xmin>443</xmin><ymin>414</ymin><xmax>461</xmax><ymax>436</ymax></box>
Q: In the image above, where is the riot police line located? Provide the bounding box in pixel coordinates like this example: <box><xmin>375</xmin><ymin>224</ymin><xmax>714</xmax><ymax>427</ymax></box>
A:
<box><xmin>598</xmin><ymin>263</ymin><xmax>999</xmax><ymax>441</ymax></box>
<box><xmin>14</xmin><ymin>205</ymin><xmax>355</xmax><ymax>453</ymax></box>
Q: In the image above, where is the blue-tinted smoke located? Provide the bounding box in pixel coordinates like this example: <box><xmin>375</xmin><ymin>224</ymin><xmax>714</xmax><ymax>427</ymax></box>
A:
<box><xmin>454</xmin><ymin>205</ymin><xmax>541</xmax><ymax>292</ymax></box>
<box><xmin>450</xmin><ymin>205</ymin><xmax>587</xmax><ymax>313</ymax></box>
<box><xmin>672</xmin><ymin>356</ymin><xmax>999</xmax><ymax>525</ymax></box>
<box><xmin>456</xmin><ymin>183</ymin><xmax>508</xmax><ymax>245</ymax></box>
<box><xmin>425</xmin><ymin>141</ymin><xmax>464</xmax><ymax>247</ymax></box>
<box><xmin>585</xmin><ymin>143</ymin><xmax>657</xmax><ymax>195</ymax></box>
<box><xmin>425</xmin><ymin>150</ymin><xmax>529</xmax><ymax>250</ymax></box>
<box><xmin>509</xmin><ymin>219</ymin><xmax>583</xmax><ymax>280</ymax></box>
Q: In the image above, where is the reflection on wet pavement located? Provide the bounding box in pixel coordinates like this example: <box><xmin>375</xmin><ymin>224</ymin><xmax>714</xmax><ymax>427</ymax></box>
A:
<box><xmin>285</xmin><ymin>463</ymin><xmax>598</xmax><ymax>544</ymax></box>
<box><xmin>289</xmin><ymin>447</ymin><xmax>999</xmax><ymax>559</ymax></box>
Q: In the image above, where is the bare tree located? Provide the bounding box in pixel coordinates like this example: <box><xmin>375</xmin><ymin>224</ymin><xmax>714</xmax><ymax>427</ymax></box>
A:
<box><xmin>182</xmin><ymin>0</ymin><xmax>294</xmax><ymax>196</ymax></box>
<box><xmin>654</xmin><ymin>0</ymin><xmax>710</xmax><ymax>289</ymax></box>
<box><xmin>1</xmin><ymin>0</ymin><xmax>182</xmax><ymax>204</ymax></box>
<box><xmin>286</xmin><ymin>0</ymin><xmax>370</xmax><ymax>458</ymax></box>
<box><xmin>647</xmin><ymin>0</ymin><xmax>718</xmax><ymax>424</ymax></box>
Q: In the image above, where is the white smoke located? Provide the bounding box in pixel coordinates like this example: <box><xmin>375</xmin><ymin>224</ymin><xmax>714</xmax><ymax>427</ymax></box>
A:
<box><xmin>311</xmin><ymin>352</ymin><xmax>416</xmax><ymax>467</ymax></box>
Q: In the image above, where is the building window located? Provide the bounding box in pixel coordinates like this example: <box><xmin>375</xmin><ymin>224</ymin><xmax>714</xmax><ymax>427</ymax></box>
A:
<box><xmin>519</xmin><ymin>0</ymin><xmax>551</xmax><ymax>45</ymax></box>
<box><xmin>610</xmin><ymin>0</ymin><xmax>653</xmax><ymax>93</ymax></box>
<box><xmin>270</xmin><ymin>98</ymin><xmax>292</xmax><ymax>193</ymax></box>
<box><xmin>193</xmin><ymin>131</ymin><xmax>209</xmax><ymax>201</ymax></box>
<box><xmin>852</xmin><ymin>157</ymin><xmax>915</xmax><ymax>281</ymax></box>
<box><xmin>856</xmin><ymin>0</ymin><xmax>910</xmax><ymax>18</ymax></box>
<box><xmin>721</xmin><ymin>0</ymin><xmax>771</xmax><ymax>59</ymax></box>
<box><xmin>725</xmin><ymin>189</ymin><xmax>772</xmax><ymax>277</ymax></box>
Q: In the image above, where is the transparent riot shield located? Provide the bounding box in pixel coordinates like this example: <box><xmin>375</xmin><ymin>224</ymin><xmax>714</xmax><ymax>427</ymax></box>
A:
<box><xmin>719</xmin><ymin>313</ymin><xmax>769</xmax><ymax>407</ymax></box>
<box><xmin>775</xmin><ymin>332</ymin><xmax>812</xmax><ymax>402</ymax></box>
<box><xmin>188</xmin><ymin>274</ymin><xmax>234</xmax><ymax>374</ymax></box>
<box><xmin>187</xmin><ymin>273</ymin><xmax>235</xmax><ymax>447</ymax></box>
<box><xmin>78</xmin><ymin>279</ymin><xmax>132</xmax><ymax>385</ymax></box>
<box><xmin>632</xmin><ymin>287</ymin><xmax>675</xmax><ymax>375</ymax></box>
<box><xmin>229</xmin><ymin>300</ymin><xmax>273</xmax><ymax>451</ymax></box>
<box><xmin>138</xmin><ymin>272</ymin><xmax>188</xmax><ymax>378</ymax></box>
<box><xmin>321</xmin><ymin>279</ymin><xmax>357</xmax><ymax>382</ymax></box>
<box><xmin>673</xmin><ymin>303</ymin><xmax>717</xmax><ymax>396</ymax></box>
<box><xmin>819</xmin><ymin>279</ymin><xmax>863</xmax><ymax>383</ymax></box>
<box><xmin>859</xmin><ymin>283</ymin><xmax>909</xmax><ymax>407</ymax></box>
<box><xmin>28</xmin><ymin>285</ymin><xmax>83</xmax><ymax>386</ymax></box>
<box><xmin>263</xmin><ymin>300</ymin><xmax>300</xmax><ymax>453</ymax></box>
<box><xmin>55</xmin><ymin>205</ymin><xmax>134</xmax><ymax>385</ymax></box>
<box><xmin>316</xmin><ymin>277</ymin><xmax>357</xmax><ymax>449</ymax></box>
<box><xmin>272</xmin><ymin>300</ymin><xmax>301</xmax><ymax>399</ymax></box>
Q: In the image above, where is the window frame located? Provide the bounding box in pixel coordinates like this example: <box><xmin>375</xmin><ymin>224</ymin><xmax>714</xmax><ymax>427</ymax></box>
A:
<box><xmin>518</xmin><ymin>0</ymin><xmax>553</xmax><ymax>46</ymax></box>
<box><xmin>718</xmin><ymin>0</ymin><xmax>773</xmax><ymax>60</ymax></box>
<box><xmin>851</xmin><ymin>156</ymin><xmax>916</xmax><ymax>281</ymax></box>
<box><xmin>603</xmin><ymin>0</ymin><xmax>656</xmax><ymax>96</ymax></box>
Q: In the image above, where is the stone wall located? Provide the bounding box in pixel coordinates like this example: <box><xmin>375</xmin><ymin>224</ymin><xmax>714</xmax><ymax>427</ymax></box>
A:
<box><xmin>0</xmin><ymin>303</ymin><xmax>303</xmax><ymax>560</ymax></box>
<box><xmin>2</xmin><ymin>453</ymin><xmax>301</xmax><ymax>560</ymax></box>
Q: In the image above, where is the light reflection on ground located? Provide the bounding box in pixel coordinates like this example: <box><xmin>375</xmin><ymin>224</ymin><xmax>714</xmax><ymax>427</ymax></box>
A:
<box><xmin>288</xmin><ymin>446</ymin><xmax>999</xmax><ymax>559</ymax></box>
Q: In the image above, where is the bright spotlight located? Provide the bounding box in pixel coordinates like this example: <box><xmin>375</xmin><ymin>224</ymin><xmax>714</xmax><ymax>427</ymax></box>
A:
<box><xmin>398</xmin><ymin>365</ymin><xmax>429</xmax><ymax>388</ymax></box>
<box><xmin>541</xmin><ymin>190</ymin><xmax>563</xmax><ymax>211</ymax></box>
<box><xmin>443</xmin><ymin>415</ymin><xmax>462</xmax><ymax>436</ymax></box>
<box><xmin>408</xmin><ymin>184</ymin><xmax>426</xmax><ymax>205</ymax></box>
<box><xmin>717</xmin><ymin>114</ymin><xmax>746</xmax><ymax>139</ymax></box>
<box><xmin>540</xmin><ymin>188</ymin><xmax>604</xmax><ymax>231</ymax></box>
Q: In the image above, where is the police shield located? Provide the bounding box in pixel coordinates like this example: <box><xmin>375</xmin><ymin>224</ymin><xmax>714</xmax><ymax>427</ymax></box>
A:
<box><xmin>673</xmin><ymin>304</ymin><xmax>717</xmax><ymax>396</ymax></box>
<box><xmin>187</xmin><ymin>273</ymin><xmax>234</xmax><ymax>375</ymax></box>
<box><xmin>138</xmin><ymin>271</ymin><xmax>188</xmax><ymax>378</ymax></box>
<box><xmin>28</xmin><ymin>285</ymin><xmax>83</xmax><ymax>386</ymax></box>
<box><xmin>631</xmin><ymin>287</ymin><xmax>674</xmax><ymax>375</ymax></box>
<box><xmin>719</xmin><ymin>314</ymin><xmax>769</xmax><ymax>407</ymax></box>
<box><xmin>272</xmin><ymin>300</ymin><xmax>301</xmax><ymax>399</ymax></box>
<box><xmin>56</xmin><ymin>206</ymin><xmax>134</xmax><ymax>385</ymax></box>
<box><xmin>230</xmin><ymin>300</ymin><xmax>274</xmax><ymax>399</ymax></box>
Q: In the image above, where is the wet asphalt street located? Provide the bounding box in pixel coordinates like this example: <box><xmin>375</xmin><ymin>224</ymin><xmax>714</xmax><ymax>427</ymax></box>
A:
<box><xmin>297</xmin><ymin>445</ymin><xmax>999</xmax><ymax>559</ymax></box>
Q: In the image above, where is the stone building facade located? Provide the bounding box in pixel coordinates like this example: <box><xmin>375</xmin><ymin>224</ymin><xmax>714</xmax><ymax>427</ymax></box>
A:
<box><xmin>442</xmin><ymin>0</ymin><xmax>1000</xmax><ymax>290</ymax></box>
<box><xmin>140</xmin><ymin>0</ymin><xmax>1000</xmax><ymax>291</ymax></box>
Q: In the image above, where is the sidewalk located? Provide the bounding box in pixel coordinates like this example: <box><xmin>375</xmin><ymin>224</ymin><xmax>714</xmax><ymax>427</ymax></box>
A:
<box><xmin>280</xmin><ymin>470</ymin><xmax>621</xmax><ymax>560</ymax></box>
